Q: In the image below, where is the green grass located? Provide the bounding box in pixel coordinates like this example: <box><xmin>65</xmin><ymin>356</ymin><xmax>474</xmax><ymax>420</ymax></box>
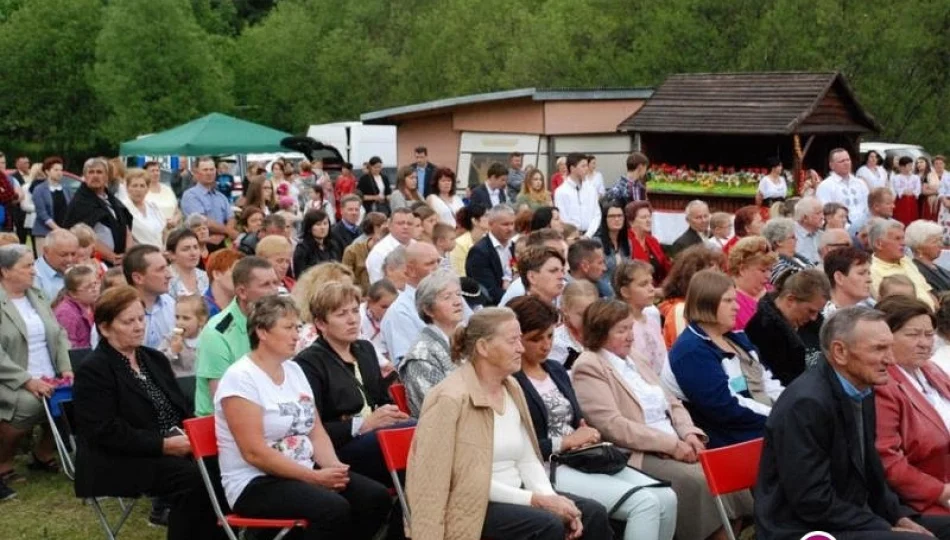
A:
<box><xmin>0</xmin><ymin>456</ymin><xmax>163</xmax><ymax>540</ymax></box>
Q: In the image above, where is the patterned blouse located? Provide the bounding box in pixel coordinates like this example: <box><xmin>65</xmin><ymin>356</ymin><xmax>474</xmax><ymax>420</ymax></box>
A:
<box><xmin>124</xmin><ymin>352</ymin><xmax>181</xmax><ymax>434</ymax></box>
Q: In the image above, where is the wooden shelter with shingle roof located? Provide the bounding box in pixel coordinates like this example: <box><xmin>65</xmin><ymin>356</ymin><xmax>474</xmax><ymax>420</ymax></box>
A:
<box><xmin>617</xmin><ymin>71</ymin><xmax>880</xmax><ymax>211</ymax></box>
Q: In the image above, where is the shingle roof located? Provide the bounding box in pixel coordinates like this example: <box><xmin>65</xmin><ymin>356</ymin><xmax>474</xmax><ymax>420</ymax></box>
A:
<box><xmin>617</xmin><ymin>71</ymin><xmax>880</xmax><ymax>135</ymax></box>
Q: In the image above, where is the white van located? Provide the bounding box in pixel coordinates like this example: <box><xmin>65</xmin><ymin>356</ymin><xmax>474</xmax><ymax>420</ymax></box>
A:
<box><xmin>307</xmin><ymin>122</ymin><xmax>397</xmax><ymax>176</ymax></box>
<box><xmin>859</xmin><ymin>142</ymin><xmax>931</xmax><ymax>165</ymax></box>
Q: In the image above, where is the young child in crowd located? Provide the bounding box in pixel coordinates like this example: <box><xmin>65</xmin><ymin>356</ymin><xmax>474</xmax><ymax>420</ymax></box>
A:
<box><xmin>706</xmin><ymin>212</ymin><xmax>733</xmax><ymax>251</ymax></box>
<box><xmin>70</xmin><ymin>223</ymin><xmax>108</xmax><ymax>277</ymax></box>
<box><xmin>333</xmin><ymin>162</ymin><xmax>357</xmax><ymax>220</ymax></box>
<box><xmin>361</xmin><ymin>279</ymin><xmax>399</xmax><ymax>376</ymax></box>
<box><xmin>878</xmin><ymin>274</ymin><xmax>916</xmax><ymax>300</ymax></box>
<box><xmin>562</xmin><ymin>223</ymin><xmax>581</xmax><ymax>245</ymax></box>
<box><xmin>101</xmin><ymin>267</ymin><xmax>127</xmax><ymax>291</ymax></box>
<box><xmin>431</xmin><ymin>223</ymin><xmax>457</xmax><ymax>271</ymax></box>
<box><xmin>159</xmin><ymin>295</ymin><xmax>208</xmax><ymax>378</ymax></box>
<box><xmin>305</xmin><ymin>184</ymin><xmax>335</xmax><ymax>222</ymax></box>
<box><xmin>276</xmin><ymin>195</ymin><xmax>301</xmax><ymax>226</ymax></box>
<box><xmin>550</xmin><ymin>280</ymin><xmax>599</xmax><ymax>368</ymax></box>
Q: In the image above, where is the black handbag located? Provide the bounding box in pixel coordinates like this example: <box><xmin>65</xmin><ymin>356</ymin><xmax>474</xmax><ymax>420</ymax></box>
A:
<box><xmin>550</xmin><ymin>443</ymin><xmax>672</xmax><ymax>516</ymax></box>
<box><xmin>549</xmin><ymin>442</ymin><xmax>630</xmax><ymax>485</ymax></box>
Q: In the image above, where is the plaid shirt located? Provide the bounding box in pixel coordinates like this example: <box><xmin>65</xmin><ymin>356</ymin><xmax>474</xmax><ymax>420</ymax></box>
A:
<box><xmin>606</xmin><ymin>175</ymin><xmax>647</xmax><ymax>206</ymax></box>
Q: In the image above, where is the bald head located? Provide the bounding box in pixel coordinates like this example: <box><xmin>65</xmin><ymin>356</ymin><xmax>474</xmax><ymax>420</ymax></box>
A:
<box><xmin>43</xmin><ymin>229</ymin><xmax>79</xmax><ymax>273</ymax></box>
<box><xmin>818</xmin><ymin>228</ymin><xmax>853</xmax><ymax>259</ymax></box>
<box><xmin>405</xmin><ymin>242</ymin><xmax>441</xmax><ymax>287</ymax></box>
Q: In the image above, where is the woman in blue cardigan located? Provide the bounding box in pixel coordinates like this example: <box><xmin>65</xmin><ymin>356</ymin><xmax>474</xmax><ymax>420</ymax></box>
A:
<box><xmin>31</xmin><ymin>157</ymin><xmax>73</xmax><ymax>250</ymax></box>
<box><xmin>508</xmin><ymin>295</ymin><xmax>677</xmax><ymax>540</ymax></box>
<box><xmin>668</xmin><ymin>269</ymin><xmax>785</xmax><ymax>449</ymax></box>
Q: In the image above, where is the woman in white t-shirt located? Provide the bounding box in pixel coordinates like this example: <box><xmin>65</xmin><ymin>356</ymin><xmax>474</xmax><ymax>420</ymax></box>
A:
<box><xmin>215</xmin><ymin>296</ymin><xmax>392</xmax><ymax>540</ymax></box>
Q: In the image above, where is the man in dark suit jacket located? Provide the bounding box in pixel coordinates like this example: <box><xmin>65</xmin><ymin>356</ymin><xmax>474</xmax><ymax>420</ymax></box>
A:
<box><xmin>670</xmin><ymin>199</ymin><xmax>710</xmax><ymax>255</ymax></box>
<box><xmin>755</xmin><ymin>306</ymin><xmax>950</xmax><ymax>540</ymax></box>
<box><xmin>468</xmin><ymin>162</ymin><xmax>508</xmax><ymax>210</ymax></box>
<box><xmin>465</xmin><ymin>205</ymin><xmax>516</xmax><ymax>305</ymax></box>
<box><xmin>412</xmin><ymin>146</ymin><xmax>438</xmax><ymax>198</ymax></box>
<box><xmin>330</xmin><ymin>194</ymin><xmax>363</xmax><ymax>250</ymax></box>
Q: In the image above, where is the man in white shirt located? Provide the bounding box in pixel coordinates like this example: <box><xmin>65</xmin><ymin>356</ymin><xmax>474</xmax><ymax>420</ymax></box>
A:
<box><xmin>380</xmin><ymin>242</ymin><xmax>442</xmax><ymax>364</ymax></box>
<box><xmin>816</xmin><ymin>148</ymin><xmax>869</xmax><ymax>228</ymax></box>
<box><xmin>794</xmin><ymin>196</ymin><xmax>824</xmax><ymax>264</ymax></box>
<box><xmin>553</xmin><ymin>153</ymin><xmax>600</xmax><ymax>237</ymax></box>
<box><xmin>366</xmin><ymin>207</ymin><xmax>415</xmax><ymax>284</ymax></box>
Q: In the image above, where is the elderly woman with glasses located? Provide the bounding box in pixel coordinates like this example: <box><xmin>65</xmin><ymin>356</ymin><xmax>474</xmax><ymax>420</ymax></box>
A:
<box><xmin>398</xmin><ymin>269</ymin><xmax>466</xmax><ymax>417</ymax></box>
<box><xmin>906</xmin><ymin>219</ymin><xmax>950</xmax><ymax>293</ymax></box>
<box><xmin>875</xmin><ymin>296</ymin><xmax>950</xmax><ymax>516</ymax></box>
<box><xmin>762</xmin><ymin>217</ymin><xmax>813</xmax><ymax>284</ymax></box>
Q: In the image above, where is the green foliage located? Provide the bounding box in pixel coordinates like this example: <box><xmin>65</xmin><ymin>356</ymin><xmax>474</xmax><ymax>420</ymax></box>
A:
<box><xmin>92</xmin><ymin>0</ymin><xmax>233</xmax><ymax>143</ymax></box>
<box><xmin>0</xmin><ymin>0</ymin><xmax>105</xmax><ymax>155</ymax></box>
<box><xmin>1</xmin><ymin>0</ymin><xmax>950</xmax><ymax>161</ymax></box>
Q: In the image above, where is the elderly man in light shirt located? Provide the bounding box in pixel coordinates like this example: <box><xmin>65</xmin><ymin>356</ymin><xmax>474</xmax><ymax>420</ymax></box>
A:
<box><xmin>868</xmin><ymin>218</ymin><xmax>935</xmax><ymax>308</ymax></box>
<box><xmin>553</xmin><ymin>152</ymin><xmax>601</xmax><ymax>237</ymax></box>
<box><xmin>817</xmin><ymin>148</ymin><xmax>870</xmax><ymax>228</ymax></box>
<box><xmin>794</xmin><ymin>196</ymin><xmax>824</xmax><ymax>264</ymax></box>
<box><xmin>380</xmin><ymin>242</ymin><xmax>442</xmax><ymax>365</ymax></box>
<box><xmin>34</xmin><ymin>228</ymin><xmax>79</xmax><ymax>301</ymax></box>
<box><xmin>365</xmin><ymin>207</ymin><xmax>416</xmax><ymax>284</ymax></box>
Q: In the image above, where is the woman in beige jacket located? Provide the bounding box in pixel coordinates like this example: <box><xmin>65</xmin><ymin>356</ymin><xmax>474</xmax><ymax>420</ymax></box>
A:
<box><xmin>406</xmin><ymin>307</ymin><xmax>610</xmax><ymax>540</ymax></box>
<box><xmin>572</xmin><ymin>299</ymin><xmax>753</xmax><ymax>540</ymax></box>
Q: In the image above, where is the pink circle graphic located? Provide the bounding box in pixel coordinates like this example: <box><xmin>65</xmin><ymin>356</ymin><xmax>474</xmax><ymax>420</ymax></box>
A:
<box><xmin>801</xmin><ymin>533</ymin><xmax>836</xmax><ymax>540</ymax></box>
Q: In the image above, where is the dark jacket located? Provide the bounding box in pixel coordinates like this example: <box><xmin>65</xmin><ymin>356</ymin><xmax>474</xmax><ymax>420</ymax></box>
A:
<box><xmin>754</xmin><ymin>359</ymin><xmax>914</xmax><ymax>540</ymax></box>
<box><xmin>330</xmin><ymin>220</ymin><xmax>361</xmax><ymax>251</ymax></box>
<box><xmin>670</xmin><ymin>227</ymin><xmax>704</xmax><ymax>255</ymax></box>
<box><xmin>465</xmin><ymin>234</ymin><xmax>507</xmax><ymax>305</ymax></box>
<box><xmin>293</xmin><ymin>336</ymin><xmax>392</xmax><ymax>449</ymax></box>
<box><xmin>913</xmin><ymin>258</ymin><xmax>950</xmax><ymax>294</ymax></box>
<box><xmin>418</xmin><ymin>162</ymin><xmax>438</xmax><ymax>198</ymax></box>
<box><xmin>744</xmin><ymin>293</ymin><xmax>824</xmax><ymax>387</ymax></box>
<box><xmin>72</xmin><ymin>341</ymin><xmax>192</xmax><ymax>498</ymax></box>
<box><xmin>357</xmin><ymin>173</ymin><xmax>391</xmax><ymax>214</ymax></box>
<box><xmin>469</xmin><ymin>183</ymin><xmax>505</xmax><ymax>210</ymax></box>
<box><xmin>293</xmin><ymin>238</ymin><xmax>341</xmax><ymax>276</ymax></box>
<box><xmin>63</xmin><ymin>183</ymin><xmax>134</xmax><ymax>254</ymax></box>
<box><xmin>513</xmin><ymin>361</ymin><xmax>582</xmax><ymax>461</ymax></box>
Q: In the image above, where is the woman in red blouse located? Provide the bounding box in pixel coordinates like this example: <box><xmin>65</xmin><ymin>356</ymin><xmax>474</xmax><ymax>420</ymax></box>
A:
<box><xmin>625</xmin><ymin>201</ymin><xmax>671</xmax><ymax>285</ymax></box>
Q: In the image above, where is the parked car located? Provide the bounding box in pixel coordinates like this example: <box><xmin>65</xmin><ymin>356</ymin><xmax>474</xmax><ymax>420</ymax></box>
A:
<box><xmin>860</xmin><ymin>142</ymin><xmax>931</xmax><ymax>165</ymax></box>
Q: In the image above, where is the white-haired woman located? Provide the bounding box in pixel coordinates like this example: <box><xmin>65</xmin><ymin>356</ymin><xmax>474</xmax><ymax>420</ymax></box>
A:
<box><xmin>0</xmin><ymin>244</ymin><xmax>72</xmax><ymax>497</ymax></box>
<box><xmin>907</xmin><ymin>219</ymin><xmax>950</xmax><ymax>293</ymax></box>
<box><xmin>762</xmin><ymin>217</ymin><xmax>812</xmax><ymax>284</ymax></box>
<box><xmin>398</xmin><ymin>269</ymin><xmax>465</xmax><ymax>417</ymax></box>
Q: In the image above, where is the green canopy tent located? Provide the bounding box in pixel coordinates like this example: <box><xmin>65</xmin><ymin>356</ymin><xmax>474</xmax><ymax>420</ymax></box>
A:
<box><xmin>119</xmin><ymin>112</ymin><xmax>292</xmax><ymax>156</ymax></box>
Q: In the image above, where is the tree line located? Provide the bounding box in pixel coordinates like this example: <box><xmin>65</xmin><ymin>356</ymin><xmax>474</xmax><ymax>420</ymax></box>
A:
<box><xmin>0</xmin><ymin>0</ymin><xmax>947</xmax><ymax>167</ymax></box>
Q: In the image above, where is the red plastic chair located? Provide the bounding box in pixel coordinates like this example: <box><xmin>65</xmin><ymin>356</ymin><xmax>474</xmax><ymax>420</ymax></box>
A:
<box><xmin>183</xmin><ymin>416</ymin><xmax>309</xmax><ymax>540</ymax></box>
<box><xmin>377</xmin><ymin>426</ymin><xmax>415</xmax><ymax>526</ymax></box>
<box><xmin>698</xmin><ymin>438</ymin><xmax>764</xmax><ymax>540</ymax></box>
<box><xmin>389</xmin><ymin>383</ymin><xmax>410</xmax><ymax>415</ymax></box>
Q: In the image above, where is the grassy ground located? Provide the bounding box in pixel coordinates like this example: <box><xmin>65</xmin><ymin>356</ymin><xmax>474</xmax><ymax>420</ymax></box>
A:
<box><xmin>0</xmin><ymin>455</ymin><xmax>163</xmax><ymax>540</ymax></box>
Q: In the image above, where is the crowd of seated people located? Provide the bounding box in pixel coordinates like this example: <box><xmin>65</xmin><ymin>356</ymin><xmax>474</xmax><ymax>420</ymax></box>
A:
<box><xmin>10</xmin><ymin>148</ymin><xmax>950</xmax><ymax>540</ymax></box>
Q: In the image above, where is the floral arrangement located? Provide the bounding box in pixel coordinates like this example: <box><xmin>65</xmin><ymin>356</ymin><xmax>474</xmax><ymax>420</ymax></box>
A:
<box><xmin>646</xmin><ymin>163</ymin><xmax>778</xmax><ymax>196</ymax></box>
